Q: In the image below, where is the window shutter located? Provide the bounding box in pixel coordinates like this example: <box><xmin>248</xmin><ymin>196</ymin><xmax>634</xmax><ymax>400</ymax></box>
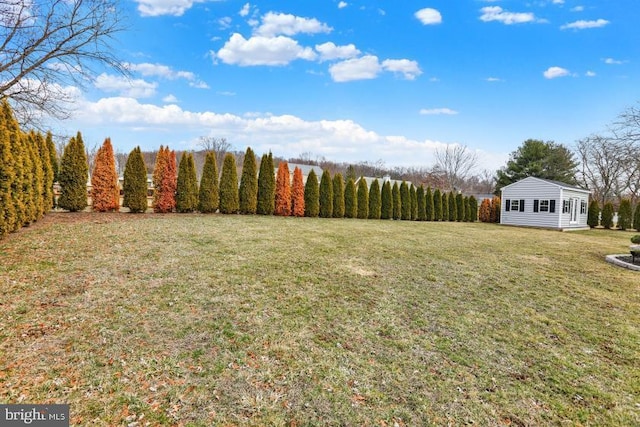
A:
<box><xmin>519</xmin><ymin>199</ymin><xmax>525</xmax><ymax>212</ymax></box>
<box><xmin>505</xmin><ymin>199</ymin><xmax>511</xmax><ymax>212</ymax></box>
<box><xmin>550</xmin><ymin>200</ymin><xmax>556</xmax><ymax>213</ymax></box>
<box><xmin>533</xmin><ymin>200</ymin><xmax>539</xmax><ymax>212</ymax></box>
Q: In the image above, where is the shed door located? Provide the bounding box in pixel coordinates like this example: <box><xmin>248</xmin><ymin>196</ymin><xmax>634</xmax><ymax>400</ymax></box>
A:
<box><xmin>570</xmin><ymin>198</ymin><xmax>579</xmax><ymax>224</ymax></box>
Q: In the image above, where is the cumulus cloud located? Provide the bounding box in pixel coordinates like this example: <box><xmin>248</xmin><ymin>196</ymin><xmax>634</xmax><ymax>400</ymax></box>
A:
<box><xmin>315</xmin><ymin>42</ymin><xmax>360</xmax><ymax>62</ymax></box>
<box><xmin>214</xmin><ymin>33</ymin><xmax>317</xmax><ymax>66</ymax></box>
<box><xmin>338</xmin><ymin>1</ymin><xmax>348</xmax><ymax>9</ymax></box>
<box><xmin>133</xmin><ymin>0</ymin><xmax>204</xmax><ymax>17</ymax></box>
<box><xmin>94</xmin><ymin>74</ymin><xmax>157</xmax><ymax>98</ymax></box>
<box><xmin>486</xmin><ymin>77</ymin><xmax>502</xmax><ymax>82</ymax></box>
<box><xmin>239</xmin><ymin>3</ymin><xmax>250</xmax><ymax>17</ymax></box>
<box><xmin>585</xmin><ymin>71</ymin><xmax>596</xmax><ymax>77</ymax></box>
<box><xmin>254</xmin><ymin>12</ymin><xmax>332</xmax><ymax>37</ymax></box>
<box><xmin>543</xmin><ymin>66</ymin><xmax>570</xmax><ymax>79</ymax></box>
<box><xmin>125</xmin><ymin>63</ymin><xmax>195</xmax><ymax>80</ymax></box>
<box><xmin>415</xmin><ymin>8</ymin><xmax>442</xmax><ymax>25</ymax></box>
<box><xmin>560</xmin><ymin>19</ymin><xmax>609</xmax><ymax>30</ymax></box>
<box><xmin>163</xmin><ymin>94</ymin><xmax>179</xmax><ymax>103</ymax></box>
<box><xmin>479</xmin><ymin>6</ymin><xmax>539</xmax><ymax>25</ymax></box>
<box><xmin>419</xmin><ymin>108</ymin><xmax>458</xmax><ymax>115</ymax></box>
<box><xmin>604</xmin><ymin>58</ymin><xmax>625</xmax><ymax>65</ymax></box>
<box><xmin>381</xmin><ymin>59</ymin><xmax>422</xmax><ymax>80</ymax></box>
<box><xmin>571</xmin><ymin>6</ymin><xmax>584</xmax><ymax>12</ymax></box>
<box><xmin>329</xmin><ymin>55</ymin><xmax>382</xmax><ymax>82</ymax></box>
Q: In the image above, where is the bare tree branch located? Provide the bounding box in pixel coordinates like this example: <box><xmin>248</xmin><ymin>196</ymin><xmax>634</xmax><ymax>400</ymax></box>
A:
<box><xmin>434</xmin><ymin>144</ymin><xmax>478</xmax><ymax>192</ymax></box>
<box><xmin>198</xmin><ymin>136</ymin><xmax>231</xmax><ymax>169</ymax></box>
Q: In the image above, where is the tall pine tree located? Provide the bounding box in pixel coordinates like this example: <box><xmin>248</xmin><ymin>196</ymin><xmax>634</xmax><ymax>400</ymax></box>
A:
<box><xmin>219</xmin><ymin>152</ymin><xmax>239</xmax><ymax>214</ymax></box>
<box><xmin>319</xmin><ymin>170</ymin><xmax>333</xmax><ymax>218</ymax></box>
<box><xmin>257</xmin><ymin>152</ymin><xmax>275</xmax><ymax>215</ymax></box>
<box><xmin>400</xmin><ymin>182</ymin><xmax>410</xmax><ymax>220</ymax></box>
<box><xmin>291</xmin><ymin>166</ymin><xmax>305</xmax><ymax>217</ymax></box>
<box><xmin>433</xmin><ymin>188</ymin><xmax>441</xmax><ymax>221</ymax></box>
<box><xmin>91</xmin><ymin>138</ymin><xmax>120</xmax><ymax>212</ymax></box>
<box><xmin>304</xmin><ymin>169</ymin><xmax>319</xmax><ymax>217</ymax></box>
<box><xmin>344</xmin><ymin>177</ymin><xmax>356</xmax><ymax>219</ymax></box>
<box><xmin>239</xmin><ymin>147</ymin><xmax>258</xmax><ymax>214</ymax></box>
<box><xmin>356</xmin><ymin>177</ymin><xmax>368</xmax><ymax>219</ymax></box>
<box><xmin>416</xmin><ymin>185</ymin><xmax>426</xmax><ymax>221</ymax></box>
<box><xmin>368</xmin><ymin>179</ymin><xmax>381</xmax><ymax>219</ymax></box>
<box><xmin>392</xmin><ymin>182</ymin><xmax>401</xmax><ymax>220</ymax></box>
<box><xmin>176</xmin><ymin>152</ymin><xmax>198</xmax><ymax>213</ymax></box>
<box><xmin>274</xmin><ymin>161</ymin><xmax>291</xmax><ymax>216</ymax></box>
<box><xmin>123</xmin><ymin>146</ymin><xmax>148</xmax><ymax>213</ymax></box>
<box><xmin>58</xmin><ymin>132</ymin><xmax>88</xmax><ymax>212</ymax></box>
<box><xmin>198</xmin><ymin>151</ymin><xmax>219</xmax><ymax>213</ymax></box>
<box><xmin>381</xmin><ymin>180</ymin><xmax>392</xmax><ymax>220</ymax></box>
<box><xmin>332</xmin><ymin>173</ymin><xmax>345</xmax><ymax>218</ymax></box>
<box><xmin>456</xmin><ymin>193</ymin><xmax>464</xmax><ymax>222</ymax></box>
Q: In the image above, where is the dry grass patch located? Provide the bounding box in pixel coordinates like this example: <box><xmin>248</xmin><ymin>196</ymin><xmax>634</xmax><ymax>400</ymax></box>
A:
<box><xmin>1</xmin><ymin>213</ymin><xmax>639</xmax><ymax>426</ymax></box>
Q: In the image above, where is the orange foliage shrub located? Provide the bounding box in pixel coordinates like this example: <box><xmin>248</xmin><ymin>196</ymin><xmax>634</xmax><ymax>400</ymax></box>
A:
<box><xmin>291</xmin><ymin>167</ymin><xmax>305</xmax><ymax>217</ymax></box>
<box><xmin>91</xmin><ymin>138</ymin><xmax>120</xmax><ymax>212</ymax></box>
<box><xmin>153</xmin><ymin>146</ymin><xmax>177</xmax><ymax>213</ymax></box>
<box><xmin>274</xmin><ymin>161</ymin><xmax>291</xmax><ymax>216</ymax></box>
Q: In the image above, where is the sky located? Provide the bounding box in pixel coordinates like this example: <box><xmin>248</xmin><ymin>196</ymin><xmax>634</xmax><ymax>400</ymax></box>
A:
<box><xmin>54</xmin><ymin>0</ymin><xmax>640</xmax><ymax>173</ymax></box>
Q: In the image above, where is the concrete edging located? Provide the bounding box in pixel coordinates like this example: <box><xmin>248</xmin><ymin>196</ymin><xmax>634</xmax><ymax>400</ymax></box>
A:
<box><xmin>605</xmin><ymin>254</ymin><xmax>640</xmax><ymax>271</ymax></box>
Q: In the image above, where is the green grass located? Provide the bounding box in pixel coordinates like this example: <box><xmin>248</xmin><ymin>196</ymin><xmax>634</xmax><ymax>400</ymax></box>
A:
<box><xmin>1</xmin><ymin>213</ymin><xmax>639</xmax><ymax>426</ymax></box>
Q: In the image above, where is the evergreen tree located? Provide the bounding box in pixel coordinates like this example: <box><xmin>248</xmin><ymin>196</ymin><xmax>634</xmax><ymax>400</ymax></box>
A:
<box><xmin>239</xmin><ymin>147</ymin><xmax>258</xmax><ymax>214</ymax></box>
<box><xmin>176</xmin><ymin>152</ymin><xmax>198</xmax><ymax>213</ymax></box>
<box><xmin>416</xmin><ymin>185</ymin><xmax>426</xmax><ymax>221</ymax></box>
<box><xmin>469</xmin><ymin>196</ymin><xmax>478</xmax><ymax>222</ymax></box>
<box><xmin>356</xmin><ymin>177</ymin><xmax>368</xmax><ymax>219</ymax></box>
<box><xmin>274</xmin><ymin>161</ymin><xmax>291</xmax><ymax>216</ymax></box>
<box><xmin>587</xmin><ymin>200</ymin><xmax>599</xmax><ymax>228</ymax></box>
<box><xmin>219</xmin><ymin>153</ymin><xmax>239</xmax><ymax>214</ymax></box>
<box><xmin>463</xmin><ymin>197</ymin><xmax>471</xmax><ymax>222</ymax></box>
<box><xmin>617</xmin><ymin>199</ymin><xmax>633</xmax><ymax>230</ymax></box>
<box><xmin>479</xmin><ymin>198</ymin><xmax>492</xmax><ymax>222</ymax></box>
<box><xmin>36</xmin><ymin>132</ymin><xmax>54</xmax><ymax>213</ymax></box>
<box><xmin>2</xmin><ymin>101</ymin><xmax>22</xmax><ymax>229</ymax></box>
<box><xmin>441</xmin><ymin>192</ymin><xmax>448</xmax><ymax>221</ymax></box>
<box><xmin>410</xmin><ymin>184</ymin><xmax>418</xmax><ymax>220</ymax></box>
<box><xmin>26</xmin><ymin>132</ymin><xmax>44</xmax><ymax>221</ymax></box>
<box><xmin>345</xmin><ymin>165</ymin><xmax>357</xmax><ymax>182</ymax></box>
<box><xmin>21</xmin><ymin>133</ymin><xmax>37</xmax><ymax>223</ymax></box>
<box><xmin>448</xmin><ymin>191</ymin><xmax>457</xmax><ymax>221</ymax></box>
<box><xmin>332</xmin><ymin>173</ymin><xmax>345</xmax><ymax>218</ymax></box>
<box><xmin>456</xmin><ymin>193</ymin><xmax>464</xmax><ymax>221</ymax></box>
<box><xmin>319</xmin><ymin>170</ymin><xmax>333</xmax><ymax>218</ymax></box>
<box><xmin>291</xmin><ymin>166</ymin><xmax>305</xmax><ymax>217</ymax></box>
<box><xmin>425</xmin><ymin>186</ymin><xmax>434</xmax><ymax>221</ymax></box>
<box><xmin>257</xmin><ymin>152</ymin><xmax>275</xmax><ymax>215</ymax></box>
<box><xmin>123</xmin><ymin>146</ymin><xmax>148</xmax><ymax>213</ymax></box>
<box><xmin>198</xmin><ymin>151</ymin><xmax>219</xmax><ymax>213</ymax></box>
<box><xmin>601</xmin><ymin>202</ymin><xmax>614</xmax><ymax>229</ymax></box>
<box><xmin>91</xmin><ymin>137</ymin><xmax>120</xmax><ymax>212</ymax></box>
<box><xmin>380</xmin><ymin>180</ymin><xmax>392</xmax><ymax>219</ymax></box>
<box><xmin>633</xmin><ymin>203</ymin><xmax>640</xmax><ymax>231</ymax></box>
<box><xmin>58</xmin><ymin>132</ymin><xmax>88</xmax><ymax>212</ymax></box>
<box><xmin>304</xmin><ymin>169</ymin><xmax>319</xmax><ymax>217</ymax></box>
<box><xmin>400</xmin><ymin>181</ymin><xmax>410</xmax><ymax>220</ymax></box>
<box><xmin>433</xmin><ymin>188</ymin><xmax>441</xmax><ymax>221</ymax></box>
<box><xmin>344</xmin><ymin>177</ymin><xmax>356</xmax><ymax>218</ymax></box>
<box><xmin>392</xmin><ymin>182</ymin><xmax>401</xmax><ymax>220</ymax></box>
<box><xmin>490</xmin><ymin>196</ymin><xmax>501</xmax><ymax>223</ymax></box>
<box><xmin>153</xmin><ymin>147</ymin><xmax>177</xmax><ymax>213</ymax></box>
<box><xmin>368</xmin><ymin>179</ymin><xmax>381</xmax><ymax>219</ymax></box>
<box><xmin>0</xmin><ymin>117</ymin><xmax>16</xmax><ymax>237</ymax></box>
<box><xmin>46</xmin><ymin>132</ymin><xmax>58</xmax><ymax>184</ymax></box>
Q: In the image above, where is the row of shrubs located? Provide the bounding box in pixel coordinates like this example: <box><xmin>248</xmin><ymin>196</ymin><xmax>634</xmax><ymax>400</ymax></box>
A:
<box><xmin>587</xmin><ymin>200</ymin><xmax>640</xmax><ymax>231</ymax></box>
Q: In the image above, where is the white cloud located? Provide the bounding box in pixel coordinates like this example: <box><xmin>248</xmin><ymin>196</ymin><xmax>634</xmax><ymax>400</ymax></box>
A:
<box><xmin>254</xmin><ymin>12</ymin><xmax>332</xmax><ymax>37</ymax></box>
<box><xmin>543</xmin><ymin>66</ymin><xmax>570</xmax><ymax>79</ymax></box>
<box><xmin>486</xmin><ymin>77</ymin><xmax>502</xmax><ymax>82</ymax></box>
<box><xmin>585</xmin><ymin>71</ymin><xmax>596</xmax><ymax>77</ymax></box>
<box><xmin>552</xmin><ymin>0</ymin><xmax>564</xmax><ymax>4</ymax></box>
<box><xmin>415</xmin><ymin>8</ymin><xmax>442</xmax><ymax>25</ymax></box>
<box><xmin>420</xmin><ymin>108</ymin><xmax>458</xmax><ymax>115</ymax></box>
<box><xmin>479</xmin><ymin>6</ymin><xmax>539</xmax><ymax>25</ymax></box>
<box><xmin>604</xmin><ymin>57</ymin><xmax>625</xmax><ymax>65</ymax></box>
<box><xmin>338</xmin><ymin>1</ymin><xmax>348</xmax><ymax>9</ymax></box>
<box><xmin>133</xmin><ymin>0</ymin><xmax>205</xmax><ymax>17</ymax></box>
<box><xmin>381</xmin><ymin>59</ymin><xmax>422</xmax><ymax>80</ymax></box>
<box><xmin>571</xmin><ymin>6</ymin><xmax>584</xmax><ymax>12</ymax></box>
<box><xmin>214</xmin><ymin>33</ymin><xmax>317</xmax><ymax>66</ymax></box>
<box><xmin>218</xmin><ymin>16</ymin><xmax>232</xmax><ymax>29</ymax></box>
<box><xmin>315</xmin><ymin>42</ymin><xmax>360</xmax><ymax>62</ymax></box>
<box><xmin>329</xmin><ymin>55</ymin><xmax>381</xmax><ymax>82</ymax></box>
<box><xmin>560</xmin><ymin>19</ymin><xmax>609</xmax><ymax>30</ymax></box>
<box><xmin>163</xmin><ymin>94</ymin><xmax>179</xmax><ymax>103</ymax></box>
<box><xmin>125</xmin><ymin>63</ymin><xmax>195</xmax><ymax>80</ymax></box>
<box><xmin>239</xmin><ymin>3</ymin><xmax>250</xmax><ymax>17</ymax></box>
<box><xmin>94</xmin><ymin>74</ymin><xmax>157</xmax><ymax>98</ymax></box>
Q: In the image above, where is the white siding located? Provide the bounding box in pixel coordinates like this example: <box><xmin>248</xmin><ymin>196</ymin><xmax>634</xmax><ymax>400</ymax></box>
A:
<box><xmin>558</xmin><ymin>189</ymin><xmax>590</xmax><ymax>229</ymax></box>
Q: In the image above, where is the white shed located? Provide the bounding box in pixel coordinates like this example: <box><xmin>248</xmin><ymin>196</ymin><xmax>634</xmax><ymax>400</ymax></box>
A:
<box><xmin>500</xmin><ymin>177</ymin><xmax>590</xmax><ymax>230</ymax></box>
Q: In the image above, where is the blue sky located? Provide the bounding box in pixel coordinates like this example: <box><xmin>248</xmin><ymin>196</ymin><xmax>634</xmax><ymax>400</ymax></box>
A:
<box><xmin>56</xmin><ymin>0</ymin><xmax>640</xmax><ymax>172</ymax></box>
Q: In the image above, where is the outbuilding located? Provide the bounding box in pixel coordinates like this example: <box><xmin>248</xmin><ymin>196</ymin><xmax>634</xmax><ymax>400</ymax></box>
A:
<box><xmin>500</xmin><ymin>177</ymin><xmax>590</xmax><ymax>230</ymax></box>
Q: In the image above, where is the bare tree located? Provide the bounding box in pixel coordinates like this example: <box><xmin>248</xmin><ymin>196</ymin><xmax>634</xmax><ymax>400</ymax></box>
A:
<box><xmin>434</xmin><ymin>144</ymin><xmax>478</xmax><ymax>192</ymax></box>
<box><xmin>114</xmin><ymin>149</ymin><xmax>128</xmax><ymax>177</ymax></box>
<box><xmin>0</xmin><ymin>0</ymin><xmax>126</xmax><ymax>125</ymax></box>
<box><xmin>198</xmin><ymin>136</ymin><xmax>231</xmax><ymax>169</ymax></box>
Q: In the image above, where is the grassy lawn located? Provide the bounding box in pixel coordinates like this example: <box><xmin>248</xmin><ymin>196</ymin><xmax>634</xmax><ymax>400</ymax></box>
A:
<box><xmin>1</xmin><ymin>213</ymin><xmax>639</xmax><ymax>426</ymax></box>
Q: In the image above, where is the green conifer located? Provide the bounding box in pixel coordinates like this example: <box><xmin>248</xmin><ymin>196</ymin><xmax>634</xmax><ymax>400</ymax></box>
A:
<box><xmin>36</xmin><ymin>132</ymin><xmax>54</xmax><ymax>213</ymax></box>
<box><xmin>58</xmin><ymin>132</ymin><xmax>88</xmax><ymax>212</ymax></box>
<box><xmin>416</xmin><ymin>185</ymin><xmax>426</xmax><ymax>221</ymax></box>
<box><xmin>219</xmin><ymin>153</ymin><xmax>239</xmax><ymax>214</ymax></box>
<box><xmin>381</xmin><ymin>180</ymin><xmax>392</xmax><ymax>219</ymax></box>
<box><xmin>601</xmin><ymin>202</ymin><xmax>614</xmax><ymax>229</ymax></box>
<box><xmin>410</xmin><ymin>184</ymin><xmax>417</xmax><ymax>220</ymax></box>
<box><xmin>448</xmin><ymin>191</ymin><xmax>457</xmax><ymax>221</ymax></box>
<box><xmin>633</xmin><ymin>203</ymin><xmax>640</xmax><ymax>231</ymax></box>
<box><xmin>332</xmin><ymin>173</ymin><xmax>345</xmax><ymax>218</ymax></box>
<box><xmin>344</xmin><ymin>177</ymin><xmax>356</xmax><ymax>218</ymax></box>
<box><xmin>123</xmin><ymin>147</ymin><xmax>148</xmax><ymax>213</ymax></box>
<box><xmin>425</xmin><ymin>186</ymin><xmax>434</xmax><ymax>221</ymax></box>
<box><xmin>304</xmin><ymin>169</ymin><xmax>319</xmax><ymax>217</ymax></box>
<box><xmin>176</xmin><ymin>152</ymin><xmax>199</xmax><ymax>213</ymax></box>
<box><xmin>433</xmin><ymin>188</ymin><xmax>441</xmax><ymax>221</ymax></box>
<box><xmin>198</xmin><ymin>151</ymin><xmax>219</xmax><ymax>213</ymax></box>
<box><xmin>257</xmin><ymin>152</ymin><xmax>275</xmax><ymax>215</ymax></box>
<box><xmin>368</xmin><ymin>179</ymin><xmax>381</xmax><ymax>219</ymax></box>
<box><xmin>392</xmin><ymin>182</ymin><xmax>401</xmax><ymax>220</ymax></box>
<box><xmin>400</xmin><ymin>182</ymin><xmax>410</xmax><ymax>220</ymax></box>
<box><xmin>469</xmin><ymin>195</ymin><xmax>478</xmax><ymax>222</ymax></box>
<box><xmin>618</xmin><ymin>199</ymin><xmax>633</xmax><ymax>230</ymax></box>
<box><xmin>0</xmin><ymin>114</ymin><xmax>17</xmax><ymax>236</ymax></box>
<box><xmin>456</xmin><ymin>193</ymin><xmax>464</xmax><ymax>221</ymax></box>
<box><xmin>319</xmin><ymin>170</ymin><xmax>333</xmax><ymax>218</ymax></box>
<box><xmin>239</xmin><ymin>147</ymin><xmax>258</xmax><ymax>214</ymax></box>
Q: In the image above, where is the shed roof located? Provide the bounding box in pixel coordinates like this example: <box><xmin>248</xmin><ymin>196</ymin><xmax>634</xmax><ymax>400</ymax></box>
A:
<box><xmin>501</xmin><ymin>176</ymin><xmax>590</xmax><ymax>194</ymax></box>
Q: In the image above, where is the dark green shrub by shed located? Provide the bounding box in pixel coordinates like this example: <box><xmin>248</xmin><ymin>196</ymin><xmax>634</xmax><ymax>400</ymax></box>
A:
<box><xmin>332</xmin><ymin>173</ymin><xmax>345</xmax><ymax>218</ymax></box>
<box><xmin>634</xmin><ymin>204</ymin><xmax>640</xmax><ymax>231</ymax></box>
<box><xmin>601</xmin><ymin>202</ymin><xmax>614</xmax><ymax>229</ymax></box>
<box><xmin>369</xmin><ymin>179</ymin><xmax>382</xmax><ymax>219</ymax></box>
<box><xmin>356</xmin><ymin>177</ymin><xmax>368</xmax><ymax>219</ymax></box>
<box><xmin>469</xmin><ymin>195</ymin><xmax>478</xmax><ymax>222</ymax></box>
<box><xmin>304</xmin><ymin>169</ymin><xmax>319</xmax><ymax>217</ymax></box>
<box><xmin>456</xmin><ymin>193</ymin><xmax>464</xmax><ymax>221</ymax></box>
<box><xmin>617</xmin><ymin>199</ymin><xmax>632</xmax><ymax>230</ymax></box>
<box><xmin>319</xmin><ymin>170</ymin><xmax>333</xmax><ymax>218</ymax></box>
<box><xmin>176</xmin><ymin>152</ymin><xmax>198</xmax><ymax>213</ymax></box>
<box><xmin>123</xmin><ymin>146</ymin><xmax>148</xmax><ymax>213</ymax></box>
<box><xmin>219</xmin><ymin>153</ymin><xmax>239</xmax><ymax>214</ymax></box>
<box><xmin>433</xmin><ymin>188</ymin><xmax>442</xmax><ymax>221</ymax></box>
<box><xmin>257</xmin><ymin>152</ymin><xmax>275</xmax><ymax>215</ymax></box>
<box><xmin>344</xmin><ymin>177</ymin><xmax>356</xmax><ymax>219</ymax></box>
<box><xmin>587</xmin><ymin>200</ymin><xmax>599</xmax><ymax>228</ymax></box>
<box><xmin>380</xmin><ymin>180</ymin><xmax>392</xmax><ymax>219</ymax></box>
<box><xmin>58</xmin><ymin>132</ymin><xmax>88</xmax><ymax>212</ymax></box>
<box><xmin>239</xmin><ymin>147</ymin><xmax>258</xmax><ymax>214</ymax></box>
<box><xmin>400</xmin><ymin>182</ymin><xmax>410</xmax><ymax>220</ymax></box>
<box><xmin>392</xmin><ymin>182</ymin><xmax>400</xmax><ymax>220</ymax></box>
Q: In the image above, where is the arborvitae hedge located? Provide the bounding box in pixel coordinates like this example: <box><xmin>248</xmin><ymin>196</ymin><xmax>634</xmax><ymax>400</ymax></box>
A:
<box><xmin>587</xmin><ymin>200</ymin><xmax>599</xmax><ymax>228</ymax></box>
<box><xmin>344</xmin><ymin>177</ymin><xmax>356</xmax><ymax>218</ymax></box>
<box><xmin>91</xmin><ymin>138</ymin><xmax>120</xmax><ymax>212</ymax></box>
<box><xmin>601</xmin><ymin>202</ymin><xmax>614</xmax><ymax>229</ymax></box>
<box><xmin>257</xmin><ymin>152</ymin><xmax>275</xmax><ymax>215</ymax></box>
<box><xmin>381</xmin><ymin>180</ymin><xmax>392</xmax><ymax>219</ymax></box>
<box><xmin>46</xmin><ymin>132</ymin><xmax>58</xmax><ymax>185</ymax></box>
<box><xmin>392</xmin><ymin>182</ymin><xmax>400</xmax><ymax>220</ymax></box>
<box><xmin>410</xmin><ymin>184</ymin><xmax>417</xmax><ymax>220</ymax></box>
<box><xmin>176</xmin><ymin>152</ymin><xmax>198</xmax><ymax>213</ymax></box>
<box><xmin>198</xmin><ymin>151</ymin><xmax>219</xmax><ymax>213</ymax></box>
<box><xmin>634</xmin><ymin>203</ymin><xmax>640</xmax><ymax>231</ymax></box>
<box><xmin>304</xmin><ymin>169</ymin><xmax>319</xmax><ymax>217</ymax></box>
<box><xmin>26</xmin><ymin>132</ymin><xmax>43</xmax><ymax>220</ymax></box>
<box><xmin>433</xmin><ymin>188</ymin><xmax>441</xmax><ymax>221</ymax></box>
<box><xmin>490</xmin><ymin>196</ymin><xmax>501</xmax><ymax>223</ymax></box>
<box><xmin>239</xmin><ymin>147</ymin><xmax>258</xmax><ymax>214</ymax></box>
<box><xmin>416</xmin><ymin>185</ymin><xmax>426</xmax><ymax>221</ymax></box>
<box><xmin>319</xmin><ymin>170</ymin><xmax>333</xmax><ymax>218</ymax></box>
<box><xmin>356</xmin><ymin>177</ymin><xmax>368</xmax><ymax>219</ymax></box>
<box><xmin>58</xmin><ymin>132</ymin><xmax>88</xmax><ymax>212</ymax></box>
<box><xmin>399</xmin><ymin>182</ymin><xmax>410</xmax><ymax>220</ymax></box>
<box><xmin>441</xmin><ymin>192</ymin><xmax>448</xmax><ymax>221</ymax></box>
<box><xmin>0</xmin><ymin>118</ymin><xmax>15</xmax><ymax>237</ymax></box>
<box><xmin>332</xmin><ymin>173</ymin><xmax>345</xmax><ymax>218</ymax></box>
<box><xmin>448</xmin><ymin>191</ymin><xmax>457</xmax><ymax>221</ymax></box>
<box><xmin>36</xmin><ymin>132</ymin><xmax>54</xmax><ymax>213</ymax></box>
<box><xmin>368</xmin><ymin>179</ymin><xmax>381</xmax><ymax>219</ymax></box>
<box><xmin>123</xmin><ymin>146</ymin><xmax>148</xmax><ymax>213</ymax></box>
<box><xmin>424</xmin><ymin>186</ymin><xmax>435</xmax><ymax>221</ymax></box>
<box><xmin>469</xmin><ymin>196</ymin><xmax>478</xmax><ymax>222</ymax></box>
<box><xmin>464</xmin><ymin>197</ymin><xmax>471</xmax><ymax>222</ymax></box>
<box><xmin>291</xmin><ymin>167</ymin><xmax>305</xmax><ymax>217</ymax></box>
<box><xmin>479</xmin><ymin>198</ymin><xmax>491</xmax><ymax>222</ymax></box>
<box><xmin>219</xmin><ymin>153</ymin><xmax>239</xmax><ymax>214</ymax></box>
<box><xmin>274</xmin><ymin>161</ymin><xmax>291</xmax><ymax>216</ymax></box>
<box><xmin>153</xmin><ymin>146</ymin><xmax>177</xmax><ymax>213</ymax></box>
<box><xmin>618</xmin><ymin>199</ymin><xmax>633</xmax><ymax>230</ymax></box>
<box><xmin>456</xmin><ymin>193</ymin><xmax>464</xmax><ymax>221</ymax></box>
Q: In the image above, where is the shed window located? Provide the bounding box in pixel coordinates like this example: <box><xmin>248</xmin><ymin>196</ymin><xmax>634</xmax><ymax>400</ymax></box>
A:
<box><xmin>511</xmin><ymin>199</ymin><xmax>519</xmax><ymax>211</ymax></box>
<box><xmin>580</xmin><ymin>201</ymin><xmax>587</xmax><ymax>214</ymax></box>
<box><xmin>562</xmin><ymin>200</ymin><xmax>570</xmax><ymax>214</ymax></box>
<box><xmin>534</xmin><ymin>199</ymin><xmax>550</xmax><ymax>213</ymax></box>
